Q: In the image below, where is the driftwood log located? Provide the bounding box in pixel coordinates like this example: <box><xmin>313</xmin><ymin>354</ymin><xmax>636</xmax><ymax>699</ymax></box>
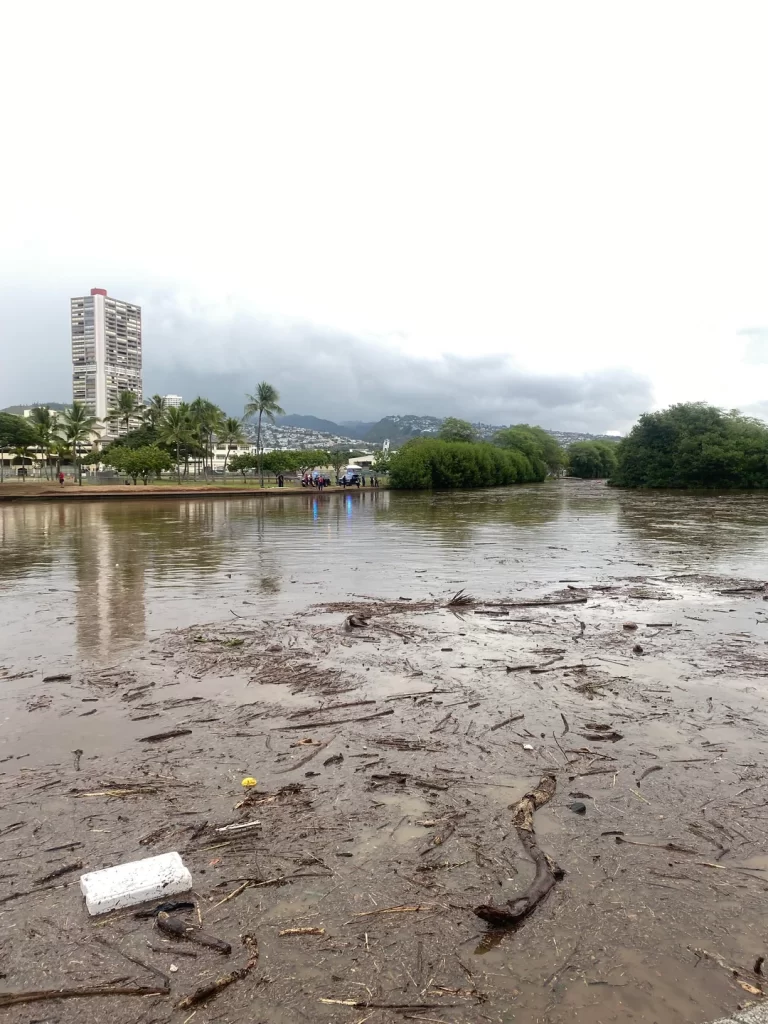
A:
<box><xmin>474</xmin><ymin>774</ymin><xmax>564</xmax><ymax>927</ymax></box>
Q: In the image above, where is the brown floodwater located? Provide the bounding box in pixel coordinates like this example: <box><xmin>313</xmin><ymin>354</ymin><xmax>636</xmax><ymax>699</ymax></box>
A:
<box><xmin>4</xmin><ymin>478</ymin><xmax>768</xmax><ymax>668</ymax></box>
<box><xmin>3</xmin><ymin>479</ymin><xmax>768</xmax><ymax>1023</ymax></box>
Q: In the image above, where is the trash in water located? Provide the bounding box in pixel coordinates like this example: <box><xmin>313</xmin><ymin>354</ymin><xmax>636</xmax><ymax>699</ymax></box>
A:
<box><xmin>80</xmin><ymin>852</ymin><xmax>192</xmax><ymax>916</ymax></box>
<box><xmin>241</xmin><ymin>776</ymin><xmax>258</xmax><ymax>788</ymax></box>
<box><xmin>569</xmin><ymin>801</ymin><xmax>587</xmax><ymax>815</ymax></box>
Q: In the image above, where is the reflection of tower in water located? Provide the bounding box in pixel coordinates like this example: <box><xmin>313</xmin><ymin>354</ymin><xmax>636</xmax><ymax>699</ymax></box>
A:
<box><xmin>70</xmin><ymin>504</ymin><xmax>146</xmax><ymax>654</ymax></box>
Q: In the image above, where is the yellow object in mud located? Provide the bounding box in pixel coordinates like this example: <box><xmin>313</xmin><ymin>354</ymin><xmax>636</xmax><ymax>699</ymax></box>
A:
<box><xmin>241</xmin><ymin>777</ymin><xmax>258</xmax><ymax>788</ymax></box>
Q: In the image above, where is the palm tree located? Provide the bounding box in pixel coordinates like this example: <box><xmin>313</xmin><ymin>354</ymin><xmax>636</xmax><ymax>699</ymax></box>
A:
<box><xmin>244</xmin><ymin>382</ymin><xmax>285</xmax><ymax>486</ymax></box>
<box><xmin>142</xmin><ymin>394</ymin><xmax>167</xmax><ymax>430</ymax></box>
<box><xmin>158</xmin><ymin>405</ymin><xmax>193</xmax><ymax>483</ymax></box>
<box><xmin>12</xmin><ymin>446</ymin><xmax>35</xmax><ymax>478</ymax></box>
<box><xmin>57</xmin><ymin>402</ymin><xmax>100</xmax><ymax>485</ymax></box>
<box><xmin>220</xmin><ymin>417</ymin><xmax>247</xmax><ymax>474</ymax></box>
<box><xmin>29</xmin><ymin>407</ymin><xmax>58</xmax><ymax>480</ymax></box>
<box><xmin>189</xmin><ymin>397</ymin><xmax>225</xmax><ymax>475</ymax></box>
<box><xmin>108</xmin><ymin>391</ymin><xmax>140</xmax><ymax>434</ymax></box>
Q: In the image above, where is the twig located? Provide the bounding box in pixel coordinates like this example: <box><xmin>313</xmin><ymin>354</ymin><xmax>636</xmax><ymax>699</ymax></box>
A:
<box><xmin>94</xmin><ymin>935</ymin><xmax>170</xmax><ymax>988</ymax></box>
<box><xmin>0</xmin><ymin>985</ymin><xmax>168</xmax><ymax>1008</ymax></box>
<box><xmin>275</xmin><ymin>736</ymin><xmax>335</xmax><ymax>774</ymax></box>
<box><xmin>35</xmin><ymin>860</ymin><xmax>83</xmax><ymax>884</ymax></box>
<box><xmin>139</xmin><ymin>728</ymin><xmax>192</xmax><ymax>743</ymax></box>
<box><xmin>430</xmin><ymin>713</ymin><xmax>453</xmax><ymax>734</ymax></box>
<box><xmin>353</xmin><ymin>904</ymin><xmax>436</xmax><ymax>918</ymax></box>
<box><xmin>493</xmin><ymin>597</ymin><xmax>588</xmax><ymax>608</ymax></box>
<box><xmin>279</xmin><ymin>927</ymin><xmax>325</xmax><ymax>936</ymax></box>
<box><xmin>176</xmin><ymin>935</ymin><xmax>259</xmax><ymax>1009</ymax></box>
<box><xmin>289</xmin><ymin>700</ymin><xmax>375</xmax><ymax>718</ymax></box>
<box><xmin>320</xmin><ymin>1000</ymin><xmax>460</xmax><ymax>1009</ymax></box>
<box><xmin>490</xmin><ymin>713</ymin><xmax>524</xmax><ymax>732</ymax></box>
<box><xmin>274</xmin><ymin>709</ymin><xmax>394</xmax><ymax>731</ymax></box>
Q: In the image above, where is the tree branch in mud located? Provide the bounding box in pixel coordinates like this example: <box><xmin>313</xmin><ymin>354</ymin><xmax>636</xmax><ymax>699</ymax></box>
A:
<box><xmin>474</xmin><ymin>774</ymin><xmax>564</xmax><ymax>928</ymax></box>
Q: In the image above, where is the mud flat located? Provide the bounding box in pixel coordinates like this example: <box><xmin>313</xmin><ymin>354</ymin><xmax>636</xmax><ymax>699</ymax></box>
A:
<box><xmin>2</xmin><ymin>575</ymin><xmax>768</xmax><ymax>1023</ymax></box>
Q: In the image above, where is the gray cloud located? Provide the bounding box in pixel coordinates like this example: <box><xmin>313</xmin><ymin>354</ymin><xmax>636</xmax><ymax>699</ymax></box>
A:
<box><xmin>0</xmin><ymin>283</ymin><xmax>653</xmax><ymax>433</ymax></box>
<box><xmin>143</xmin><ymin>299</ymin><xmax>652</xmax><ymax>433</ymax></box>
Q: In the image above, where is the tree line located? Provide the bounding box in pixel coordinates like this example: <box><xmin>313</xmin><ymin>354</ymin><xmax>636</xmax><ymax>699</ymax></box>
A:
<box><xmin>0</xmin><ymin>382</ymin><xmax>288</xmax><ymax>485</ymax></box>
<box><xmin>0</xmin><ymin>381</ymin><xmax>387</xmax><ymax>487</ymax></box>
<box><xmin>388</xmin><ymin>420</ymin><xmax>569</xmax><ymax>489</ymax></box>
<box><xmin>611</xmin><ymin>403</ymin><xmax>768</xmax><ymax>489</ymax></box>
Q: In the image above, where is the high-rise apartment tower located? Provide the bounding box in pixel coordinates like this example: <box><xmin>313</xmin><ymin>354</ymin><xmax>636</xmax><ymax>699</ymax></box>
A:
<box><xmin>71</xmin><ymin>288</ymin><xmax>142</xmax><ymax>437</ymax></box>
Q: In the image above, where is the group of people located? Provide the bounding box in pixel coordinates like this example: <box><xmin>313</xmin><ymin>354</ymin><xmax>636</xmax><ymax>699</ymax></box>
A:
<box><xmin>299</xmin><ymin>472</ymin><xmax>381</xmax><ymax>489</ymax></box>
<box><xmin>301</xmin><ymin>473</ymin><xmax>332</xmax><ymax>489</ymax></box>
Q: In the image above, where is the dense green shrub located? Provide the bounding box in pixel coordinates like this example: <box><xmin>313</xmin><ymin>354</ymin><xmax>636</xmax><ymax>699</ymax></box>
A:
<box><xmin>493</xmin><ymin>425</ymin><xmax>566</xmax><ymax>476</ymax></box>
<box><xmin>389</xmin><ymin>439</ymin><xmax>543</xmax><ymax>489</ymax></box>
<box><xmin>568</xmin><ymin>440</ymin><xmax>618</xmax><ymax>479</ymax></box>
<box><xmin>612</xmin><ymin>403</ymin><xmax>768</xmax><ymax>488</ymax></box>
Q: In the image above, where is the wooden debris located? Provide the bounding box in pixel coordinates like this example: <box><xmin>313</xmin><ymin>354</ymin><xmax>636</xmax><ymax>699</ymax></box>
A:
<box><xmin>690</xmin><ymin>946</ymin><xmax>764</xmax><ymax>996</ymax></box>
<box><xmin>353</xmin><ymin>904</ymin><xmax>436</xmax><ymax>918</ymax></box>
<box><xmin>493</xmin><ymin>597</ymin><xmax>587</xmax><ymax>608</ymax></box>
<box><xmin>0</xmin><ymin>985</ymin><xmax>167</xmax><ymax>1008</ymax></box>
<box><xmin>35</xmin><ymin>860</ymin><xmax>83</xmax><ymax>884</ymax></box>
<box><xmin>177</xmin><ymin>935</ymin><xmax>258</xmax><ymax>1009</ymax></box>
<box><xmin>279</xmin><ymin>927</ymin><xmax>325</xmax><ymax>936</ymax></box>
<box><xmin>490</xmin><ymin>713</ymin><xmax>524</xmax><ymax>732</ymax></box>
<box><xmin>43</xmin><ymin>673</ymin><xmax>72</xmax><ymax>682</ymax></box>
<box><xmin>320</xmin><ymin>999</ymin><xmax>460</xmax><ymax>1009</ymax></box>
<box><xmin>157</xmin><ymin>912</ymin><xmax>231</xmax><ymax>953</ymax></box>
<box><xmin>139</xmin><ymin>728</ymin><xmax>192</xmax><ymax>743</ymax></box>
<box><xmin>474</xmin><ymin>775</ymin><xmax>564</xmax><ymax>927</ymax></box>
<box><xmin>274</xmin><ymin>708</ymin><xmax>394</xmax><ymax>730</ymax></box>
<box><xmin>275</xmin><ymin>736</ymin><xmax>335</xmax><ymax>774</ymax></box>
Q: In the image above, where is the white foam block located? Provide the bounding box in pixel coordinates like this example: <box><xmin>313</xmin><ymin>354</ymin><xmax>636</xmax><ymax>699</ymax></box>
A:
<box><xmin>80</xmin><ymin>852</ymin><xmax>192</xmax><ymax>916</ymax></box>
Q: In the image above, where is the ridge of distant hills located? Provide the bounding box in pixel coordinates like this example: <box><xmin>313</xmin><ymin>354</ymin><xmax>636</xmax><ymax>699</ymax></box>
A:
<box><xmin>1</xmin><ymin>402</ymin><xmax>69</xmax><ymax>416</ymax></box>
<box><xmin>279</xmin><ymin>413</ymin><xmax>620</xmax><ymax>446</ymax></box>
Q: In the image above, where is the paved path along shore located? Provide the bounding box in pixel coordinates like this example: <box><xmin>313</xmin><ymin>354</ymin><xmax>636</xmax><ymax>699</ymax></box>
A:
<box><xmin>0</xmin><ymin>482</ymin><xmax>381</xmax><ymax>502</ymax></box>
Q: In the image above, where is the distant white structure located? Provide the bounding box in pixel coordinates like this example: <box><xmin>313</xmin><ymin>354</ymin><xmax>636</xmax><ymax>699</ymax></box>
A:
<box><xmin>382</xmin><ymin>439</ymin><xmax>390</xmax><ymax>454</ymax></box>
<box><xmin>163</xmin><ymin>394</ymin><xmax>183</xmax><ymax>408</ymax></box>
<box><xmin>71</xmin><ymin>288</ymin><xmax>142</xmax><ymax>438</ymax></box>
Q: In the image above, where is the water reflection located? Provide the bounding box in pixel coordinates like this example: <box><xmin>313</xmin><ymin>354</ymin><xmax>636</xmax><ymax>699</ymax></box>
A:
<box><xmin>616</xmin><ymin>490</ymin><xmax>768</xmax><ymax>559</ymax></box>
<box><xmin>5</xmin><ymin>483</ymin><xmax>768</xmax><ymax>665</ymax></box>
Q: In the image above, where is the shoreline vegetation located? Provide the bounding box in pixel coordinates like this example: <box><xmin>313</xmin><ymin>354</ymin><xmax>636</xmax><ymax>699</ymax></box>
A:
<box><xmin>610</xmin><ymin>402</ymin><xmax>768</xmax><ymax>489</ymax></box>
<box><xmin>6</xmin><ymin>397</ymin><xmax>767</xmax><ymax>494</ymax></box>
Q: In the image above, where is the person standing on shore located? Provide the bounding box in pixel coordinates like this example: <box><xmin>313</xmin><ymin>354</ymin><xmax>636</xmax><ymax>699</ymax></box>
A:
<box><xmin>58</xmin><ymin>471</ymin><xmax>65</xmax><ymax>486</ymax></box>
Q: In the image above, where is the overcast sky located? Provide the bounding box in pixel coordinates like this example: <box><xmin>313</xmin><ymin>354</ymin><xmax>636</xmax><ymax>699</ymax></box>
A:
<box><xmin>2</xmin><ymin>2</ymin><xmax>768</xmax><ymax>432</ymax></box>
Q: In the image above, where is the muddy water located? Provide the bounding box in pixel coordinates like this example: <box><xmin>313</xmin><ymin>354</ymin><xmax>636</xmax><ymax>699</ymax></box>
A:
<box><xmin>3</xmin><ymin>480</ymin><xmax>768</xmax><ymax>1023</ymax></box>
<box><xmin>4</xmin><ymin>479</ymin><xmax>768</xmax><ymax>667</ymax></box>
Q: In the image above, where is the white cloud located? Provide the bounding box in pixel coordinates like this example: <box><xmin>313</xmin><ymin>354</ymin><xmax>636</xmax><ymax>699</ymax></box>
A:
<box><xmin>2</xmin><ymin>1</ymin><xmax>768</xmax><ymax>423</ymax></box>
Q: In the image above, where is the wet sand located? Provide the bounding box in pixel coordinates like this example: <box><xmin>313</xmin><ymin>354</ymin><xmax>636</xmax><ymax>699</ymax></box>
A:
<box><xmin>2</xmin><ymin>569</ymin><xmax>768</xmax><ymax>1023</ymax></box>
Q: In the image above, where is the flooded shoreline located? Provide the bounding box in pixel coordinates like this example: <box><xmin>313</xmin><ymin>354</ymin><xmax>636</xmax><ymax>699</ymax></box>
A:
<box><xmin>2</xmin><ymin>481</ymin><xmax>768</xmax><ymax>1022</ymax></box>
